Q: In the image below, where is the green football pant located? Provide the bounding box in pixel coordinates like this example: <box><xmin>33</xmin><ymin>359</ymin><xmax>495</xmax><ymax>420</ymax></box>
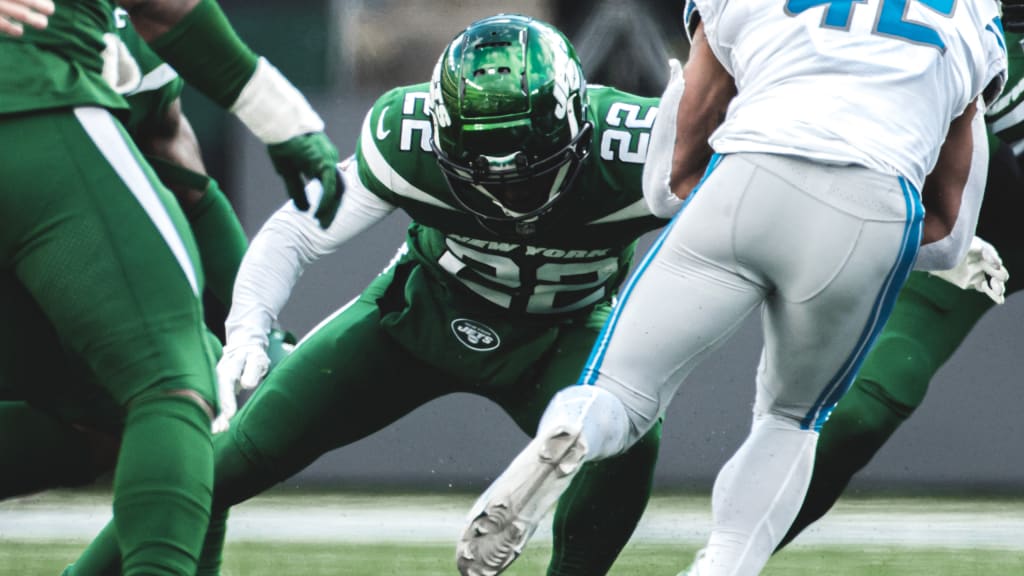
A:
<box><xmin>0</xmin><ymin>107</ymin><xmax>217</xmax><ymax>575</ymax></box>
<box><xmin>75</xmin><ymin>278</ymin><xmax>661</xmax><ymax>576</ymax></box>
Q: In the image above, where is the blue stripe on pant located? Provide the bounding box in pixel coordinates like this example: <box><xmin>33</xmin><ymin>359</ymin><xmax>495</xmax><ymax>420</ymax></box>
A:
<box><xmin>802</xmin><ymin>176</ymin><xmax>924</xmax><ymax>431</ymax></box>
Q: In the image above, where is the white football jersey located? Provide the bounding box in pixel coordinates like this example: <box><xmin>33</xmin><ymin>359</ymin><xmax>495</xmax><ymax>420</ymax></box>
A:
<box><xmin>683</xmin><ymin>0</ymin><xmax>1008</xmax><ymax>190</ymax></box>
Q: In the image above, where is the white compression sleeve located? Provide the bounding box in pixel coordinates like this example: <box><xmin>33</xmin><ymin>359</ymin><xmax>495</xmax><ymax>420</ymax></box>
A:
<box><xmin>699</xmin><ymin>413</ymin><xmax>817</xmax><ymax>576</ymax></box>
<box><xmin>225</xmin><ymin>158</ymin><xmax>395</xmax><ymax>349</ymax></box>
<box><xmin>914</xmin><ymin>106</ymin><xmax>988</xmax><ymax>271</ymax></box>
<box><xmin>642</xmin><ymin>59</ymin><xmax>687</xmax><ymax>218</ymax></box>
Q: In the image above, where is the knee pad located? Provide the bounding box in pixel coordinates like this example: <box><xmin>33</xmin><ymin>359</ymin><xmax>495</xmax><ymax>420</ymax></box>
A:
<box><xmin>539</xmin><ymin>385</ymin><xmax>633</xmax><ymax>460</ymax></box>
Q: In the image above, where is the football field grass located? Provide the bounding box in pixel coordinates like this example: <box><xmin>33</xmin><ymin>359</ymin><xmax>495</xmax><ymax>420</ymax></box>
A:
<box><xmin>2</xmin><ymin>540</ymin><xmax>1023</xmax><ymax>576</ymax></box>
<box><xmin>2</xmin><ymin>490</ymin><xmax>1022</xmax><ymax>575</ymax></box>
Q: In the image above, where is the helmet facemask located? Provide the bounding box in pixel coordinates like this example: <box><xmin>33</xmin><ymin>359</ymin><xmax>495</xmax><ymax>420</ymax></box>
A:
<box><xmin>429</xmin><ymin>15</ymin><xmax>593</xmax><ymax>236</ymax></box>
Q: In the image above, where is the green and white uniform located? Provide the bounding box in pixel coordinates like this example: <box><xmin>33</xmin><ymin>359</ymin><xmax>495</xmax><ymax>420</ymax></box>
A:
<box><xmin>187</xmin><ymin>83</ymin><xmax>667</xmax><ymax>576</ymax></box>
<box><xmin>0</xmin><ymin>2</ymin><xmax>217</xmax><ymax>575</ymax></box>
<box><xmin>780</xmin><ymin>32</ymin><xmax>1024</xmax><ymax>551</ymax></box>
<box><xmin>0</xmin><ymin>0</ymin><xmax>214</xmax><ymax>407</ymax></box>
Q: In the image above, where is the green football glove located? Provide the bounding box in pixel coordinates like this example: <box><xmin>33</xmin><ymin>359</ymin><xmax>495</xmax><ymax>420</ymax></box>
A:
<box><xmin>268</xmin><ymin>132</ymin><xmax>343</xmax><ymax>228</ymax></box>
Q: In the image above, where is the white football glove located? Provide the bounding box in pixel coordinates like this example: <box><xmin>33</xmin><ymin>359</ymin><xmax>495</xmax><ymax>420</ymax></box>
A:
<box><xmin>211</xmin><ymin>343</ymin><xmax>271</xmax><ymax>433</ymax></box>
<box><xmin>928</xmin><ymin>236</ymin><xmax>1009</xmax><ymax>304</ymax></box>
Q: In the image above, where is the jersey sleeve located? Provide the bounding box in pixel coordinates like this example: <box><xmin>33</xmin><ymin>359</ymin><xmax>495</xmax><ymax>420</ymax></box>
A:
<box><xmin>356</xmin><ymin>87</ymin><xmax>409</xmax><ymax>206</ymax></box>
<box><xmin>974</xmin><ymin>3</ymin><xmax>1009</xmax><ymax>106</ymax></box>
<box><xmin>355</xmin><ymin>83</ymin><xmax>458</xmax><ymax>214</ymax></box>
<box><xmin>683</xmin><ymin>0</ymin><xmax>734</xmax><ymax>76</ymax></box>
<box><xmin>683</xmin><ymin>0</ymin><xmax>702</xmax><ymax>41</ymax></box>
<box><xmin>985</xmin><ymin>30</ymin><xmax>1024</xmax><ymax>142</ymax></box>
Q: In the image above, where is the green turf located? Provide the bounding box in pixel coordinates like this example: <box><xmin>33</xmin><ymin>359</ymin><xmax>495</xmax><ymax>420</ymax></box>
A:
<box><xmin>2</xmin><ymin>540</ymin><xmax>1022</xmax><ymax>576</ymax></box>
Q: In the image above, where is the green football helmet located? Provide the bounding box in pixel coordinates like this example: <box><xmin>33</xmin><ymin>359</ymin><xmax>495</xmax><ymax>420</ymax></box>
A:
<box><xmin>429</xmin><ymin>14</ymin><xmax>593</xmax><ymax>236</ymax></box>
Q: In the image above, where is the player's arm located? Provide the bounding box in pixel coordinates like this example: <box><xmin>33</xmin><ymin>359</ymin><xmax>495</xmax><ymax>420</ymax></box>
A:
<box><xmin>134</xmin><ymin>97</ymin><xmax>207</xmax><ymax>207</ymax></box>
<box><xmin>916</xmin><ymin>99</ymin><xmax>984</xmax><ymax>270</ymax></box>
<box><xmin>669</xmin><ymin>19</ymin><xmax>737</xmax><ymax>202</ymax></box>
<box><xmin>134</xmin><ymin>96</ymin><xmax>253</xmax><ymax>310</ymax></box>
<box><xmin>0</xmin><ymin>0</ymin><xmax>53</xmax><ymax>37</ymax></box>
<box><xmin>116</xmin><ymin>0</ymin><xmax>342</xmax><ymax>228</ymax></box>
<box><xmin>212</xmin><ymin>157</ymin><xmax>395</xmax><ymax>431</ymax></box>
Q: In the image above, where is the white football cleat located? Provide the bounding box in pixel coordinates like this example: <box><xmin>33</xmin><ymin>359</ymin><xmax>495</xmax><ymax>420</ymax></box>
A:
<box><xmin>456</xmin><ymin>425</ymin><xmax>588</xmax><ymax>576</ymax></box>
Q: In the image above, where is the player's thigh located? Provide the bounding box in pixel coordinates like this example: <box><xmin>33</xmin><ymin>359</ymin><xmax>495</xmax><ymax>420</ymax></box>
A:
<box><xmin>855</xmin><ymin>271</ymin><xmax>992</xmax><ymax>408</ymax></box>
<box><xmin>0</xmin><ymin>270</ymin><xmax>126</xmax><ymax>430</ymax></box>
<box><xmin>228</xmin><ymin>295</ymin><xmax>446</xmax><ymax>464</ymax></box>
<box><xmin>0</xmin><ymin>108</ymin><xmax>213</xmax><ymax>407</ymax></box>
<box><xmin>585</xmin><ymin>160</ymin><xmax>767</xmax><ymax>427</ymax></box>
<box><xmin>745</xmin><ymin>159</ymin><xmax>919</xmax><ymax>427</ymax></box>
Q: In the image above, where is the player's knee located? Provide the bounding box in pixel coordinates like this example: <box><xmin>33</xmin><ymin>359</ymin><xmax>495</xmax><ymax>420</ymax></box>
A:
<box><xmin>540</xmin><ymin>385</ymin><xmax>634</xmax><ymax>460</ymax></box>
<box><xmin>126</xmin><ymin>388</ymin><xmax>214</xmax><ymax>431</ymax></box>
<box><xmin>855</xmin><ymin>333</ymin><xmax>936</xmax><ymax>413</ymax></box>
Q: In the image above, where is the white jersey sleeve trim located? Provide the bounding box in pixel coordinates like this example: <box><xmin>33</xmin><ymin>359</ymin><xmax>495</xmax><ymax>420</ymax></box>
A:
<box><xmin>359</xmin><ymin>109</ymin><xmax>460</xmax><ymax>211</ymax></box>
<box><xmin>127</xmin><ymin>63</ymin><xmax>179</xmax><ymax>96</ymax></box>
<box><xmin>224</xmin><ymin>158</ymin><xmax>395</xmax><ymax>348</ymax></box>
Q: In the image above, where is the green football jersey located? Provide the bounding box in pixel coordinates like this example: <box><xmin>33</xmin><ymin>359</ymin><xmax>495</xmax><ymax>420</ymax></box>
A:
<box><xmin>113</xmin><ymin>8</ymin><xmax>184</xmax><ymax>135</ymax></box>
<box><xmin>987</xmin><ymin>30</ymin><xmax>1024</xmax><ymax>154</ymax></box>
<box><xmin>357</xmin><ymin>83</ymin><xmax>667</xmax><ymax>316</ymax></box>
<box><xmin>0</xmin><ymin>0</ymin><xmax>125</xmax><ymax>115</ymax></box>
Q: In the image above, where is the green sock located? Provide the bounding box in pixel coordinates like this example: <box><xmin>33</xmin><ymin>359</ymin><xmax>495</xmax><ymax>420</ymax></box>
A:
<box><xmin>196</xmin><ymin>423</ymin><xmax>280</xmax><ymax>575</ymax></box>
<box><xmin>547</xmin><ymin>420</ymin><xmax>662</xmax><ymax>576</ymax></box>
<box><xmin>195</xmin><ymin>509</ymin><xmax>229</xmax><ymax>576</ymax></box>
<box><xmin>113</xmin><ymin>395</ymin><xmax>213</xmax><ymax>576</ymax></box>
<box><xmin>69</xmin><ymin>522</ymin><xmax>121</xmax><ymax>576</ymax></box>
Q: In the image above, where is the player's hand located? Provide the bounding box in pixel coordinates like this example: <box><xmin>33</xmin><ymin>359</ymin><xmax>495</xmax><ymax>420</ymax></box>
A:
<box><xmin>1003</xmin><ymin>0</ymin><xmax>1024</xmax><ymax>33</ymax></box>
<box><xmin>212</xmin><ymin>343</ymin><xmax>271</xmax><ymax>433</ymax></box>
<box><xmin>0</xmin><ymin>0</ymin><xmax>54</xmax><ymax>37</ymax></box>
<box><xmin>267</xmin><ymin>132</ymin><xmax>343</xmax><ymax>229</ymax></box>
<box><xmin>929</xmin><ymin>236</ymin><xmax>1009</xmax><ymax>304</ymax></box>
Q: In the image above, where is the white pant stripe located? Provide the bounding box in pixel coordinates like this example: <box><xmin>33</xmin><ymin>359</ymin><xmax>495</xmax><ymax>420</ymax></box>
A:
<box><xmin>73</xmin><ymin>107</ymin><xmax>200</xmax><ymax>296</ymax></box>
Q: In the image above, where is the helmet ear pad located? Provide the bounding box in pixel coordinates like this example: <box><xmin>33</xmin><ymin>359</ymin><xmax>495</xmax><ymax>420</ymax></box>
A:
<box><xmin>428</xmin><ymin>14</ymin><xmax>591</xmax><ymax>234</ymax></box>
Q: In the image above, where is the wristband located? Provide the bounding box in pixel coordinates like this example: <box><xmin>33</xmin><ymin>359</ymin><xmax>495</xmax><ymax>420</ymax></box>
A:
<box><xmin>229</xmin><ymin>57</ymin><xmax>325</xmax><ymax>144</ymax></box>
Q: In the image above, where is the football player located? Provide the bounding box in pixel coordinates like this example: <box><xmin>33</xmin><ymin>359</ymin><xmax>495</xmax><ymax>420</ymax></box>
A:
<box><xmin>0</xmin><ymin>0</ymin><xmax>338</xmax><ymax>573</ymax></box>
<box><xmin>0</xmin><ymin>7</ymin><xmax>266</xmax><ymax>502</ymax></box>
<box><xmin>455</xmin><ymin>1</ymin><xmax>1008</xmax><ymax>576</ymax></box>
<box><xmin>67</xmin><ymin>14</ymin><xmax>669</xmax><ymax>576</ymax></box>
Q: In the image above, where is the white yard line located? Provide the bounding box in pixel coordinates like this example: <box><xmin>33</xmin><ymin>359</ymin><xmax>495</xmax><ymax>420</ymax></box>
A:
<box><xmin>1</xmin><ymin>494</ymin><xmax>1021</xmax><ymax>550</ymax></box>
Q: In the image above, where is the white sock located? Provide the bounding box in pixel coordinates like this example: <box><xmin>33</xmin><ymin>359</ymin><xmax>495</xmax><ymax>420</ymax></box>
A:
<box><xmin>700</xmin><ymin>413</ymin><xmax>817</xmax><ymax>576</ymax></box>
